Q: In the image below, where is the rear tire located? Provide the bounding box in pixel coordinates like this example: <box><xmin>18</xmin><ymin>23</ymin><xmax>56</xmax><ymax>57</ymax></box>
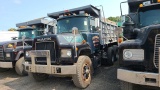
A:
<box><xmin>72</xmin><ymin>56</ymin><xmax>92</xmax><ymax>89</ymax></box>
<box><xmin>120</xmin><ymin>81</ymin><xmax>133</xmax><ymax>90</ymax></box>
<box><xmin>15</xmin><ymin>57</ymin><xmax>28</xmax><ymax>76</ymax></box>
<box><xmin>107</xmin><ymin>47</ymin><xmax>114</xmax><ymax>65</ymax></box>
<box><xmin>113</xmin><ymin>45</ymin><xmax>118</xmax><ymax>61</ymax></box>
<box><xmin>29</xmin><ymin>72</ymin><xmax>49</xmax><ymax>82</ymax></box>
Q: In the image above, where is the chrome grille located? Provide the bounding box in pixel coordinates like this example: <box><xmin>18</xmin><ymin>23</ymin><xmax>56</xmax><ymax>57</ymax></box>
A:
<box><xmin>154</xmin><ymin>35</ymin><xmax>160</xmax><ymax>68</ymax></box>
<box><xmin>35</xmin><ymin>42</ymin><xmax>55</xmax><ymax>63</ymax></box>
<box><xmin>0</xmin><ymin>46</ymin><xmax>4</xmax><ymax>60</ymax></box>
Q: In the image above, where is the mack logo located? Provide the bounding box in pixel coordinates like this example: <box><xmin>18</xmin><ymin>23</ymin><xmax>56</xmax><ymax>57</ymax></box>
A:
<box><xmin>37</xmin><ymin>37</ymin><xmax>52</xmax><ymax>41</ymax></box>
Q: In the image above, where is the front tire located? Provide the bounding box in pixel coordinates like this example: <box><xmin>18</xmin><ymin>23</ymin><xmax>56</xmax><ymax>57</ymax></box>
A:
<box><xmin>15</xmin><ymin>57</ymin><xmax>28</xmax><ymax>76</ymax></box>
<box><xmin>72</xmin><ymin>56</ymin><xmax>92</xmax><ymax>89</ymax></box>
<box><xmin>29</xmin><ymin>72</ymin><xmax>49</xmax><ymax>82</ymax></box>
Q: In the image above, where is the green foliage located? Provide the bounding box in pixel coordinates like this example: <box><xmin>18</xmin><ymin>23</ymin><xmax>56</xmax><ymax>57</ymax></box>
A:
<box><xmin>8</xmin><ymin>28</ymin><xmax>17</xmax><ymax>31</ymax></box>
<box><xmin>107</xmin><ymin>16</ymin><xmax>120</xmax><ymax>22</ymax></box>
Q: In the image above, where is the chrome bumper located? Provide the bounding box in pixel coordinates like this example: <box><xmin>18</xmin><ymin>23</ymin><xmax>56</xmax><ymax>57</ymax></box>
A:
<box><xmin>25</xmin><ymin>50</ymin><xmax>76</xmax><ymax>75</ymax></box>
<box><xmin>117</xmin><ymin>69</ymin><xmax>160</xmax><ymax>87</ymax></box>
<box><xmin>0</xmin><ymin>62</ymin><xmax>13</xmax><ymax>68</ymax></box>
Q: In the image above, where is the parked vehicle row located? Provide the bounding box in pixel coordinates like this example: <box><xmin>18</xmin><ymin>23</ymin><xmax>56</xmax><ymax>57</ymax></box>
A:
<box><xmin>2</xmin><ymin>0</ymin><xmax>160</xmax><ymax>89</ymax></box>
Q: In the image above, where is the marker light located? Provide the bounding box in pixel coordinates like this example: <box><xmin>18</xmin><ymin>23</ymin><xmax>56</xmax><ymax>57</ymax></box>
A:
<box><xmin>139</xmin><ymin>4</ymin><xmax>143</xmax><ymax>8</ymax></box>
<box><xmin>64</xmin><ymin>10</ymin><xmax>69</xmax><ymax>12</ymax></box>
<box><xmin>157</xmin><ymin>0</ymin><xmax>160</xmax><ymax>3</ymax></box>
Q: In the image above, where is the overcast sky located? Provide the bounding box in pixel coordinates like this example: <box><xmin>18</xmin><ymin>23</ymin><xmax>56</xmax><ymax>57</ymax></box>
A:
<box><xmin>0</xmin><ymin>0</ymin><xmax>128</xmax><ymax>30</ymax></box>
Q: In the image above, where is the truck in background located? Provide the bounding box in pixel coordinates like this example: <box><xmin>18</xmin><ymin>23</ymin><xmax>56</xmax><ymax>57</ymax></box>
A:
<box><xmin>0</xmin><ymin>18</ymin><xmax>55</xmax><ymax>76</ymax></box>
<box><xmin>118</xmin><ymin>0</ymin><xmax>160</xmax><ymax>89</ymax></box>
<box><xmin>24</xmin><ymin>5</ymin><xmax>118</xmax><ymax>88</ymax></box>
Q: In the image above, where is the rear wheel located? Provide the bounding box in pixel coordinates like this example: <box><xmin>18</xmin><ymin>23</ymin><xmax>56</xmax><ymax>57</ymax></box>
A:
<box><xmin>29</xmin><ymin>72</ymin><xmax>49</xmax><ymax>82</ymax></box>
<box><xmin>72</xmin><ymin>56</ymin><xmax>92</xmax><ymax>89</ymax></box>
<box><xmin>113</xmin><ymin>45</ymin><xmax>118</xmax><ymax>61</ymax></box>
<box><xmin>15</xmin><ymin>57</ymin><xmax>28</xmax><ymax>76</ymax></box>
<box><xmin>107</xmin><ymin>47</ymin><xmax>114</xmax><ymax>65</ymax></box>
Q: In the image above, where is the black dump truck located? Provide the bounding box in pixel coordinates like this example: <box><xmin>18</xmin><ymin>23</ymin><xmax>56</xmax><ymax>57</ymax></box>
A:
<box><xmin>24</xmin><ymin>5</ymin><xmax>118</xmax><ymax>88</ymax></box>
<box><xmin>0</xmin><ymin>18</ymin><xmax>55</xmax><ymax>76</ymax></box>
<box><xmin>118</xmin><ymin>0</ymin><xmax>160</xmax><ymax>89</ymax></box>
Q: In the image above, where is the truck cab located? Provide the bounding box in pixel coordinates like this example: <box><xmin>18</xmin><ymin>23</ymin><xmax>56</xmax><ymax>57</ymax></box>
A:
<box><xmin>118</xmin><ymin>0</ymin><xmax>160</xmax><ymax>89</ymax></box>
<box><xmin>0</xmin><ymin>18</ymin><xmax>55</xmax><ymax>76</ymax></box>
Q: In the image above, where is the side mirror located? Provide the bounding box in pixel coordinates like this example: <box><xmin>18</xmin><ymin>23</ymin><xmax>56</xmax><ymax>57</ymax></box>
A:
<box><xmin>121</xmin><ymin>15</ymin><xmax>134</xmax><ymax>26</ymax></box>
<box><xmin>72</xmin><ymin>27</ymin><xmax>79</xmax><ymax>35</ymax></box>
<box><xmin>22</xmin><ymin>35</ymin><xmax>26</xmax><ymax>41</ymax></box>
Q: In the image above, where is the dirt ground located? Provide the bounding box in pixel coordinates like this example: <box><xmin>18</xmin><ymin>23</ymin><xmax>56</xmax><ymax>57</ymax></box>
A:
<box><xmin>0</xmin><ymin>63</ymin><xmax>159</xmax><ymax>90</ymax></box>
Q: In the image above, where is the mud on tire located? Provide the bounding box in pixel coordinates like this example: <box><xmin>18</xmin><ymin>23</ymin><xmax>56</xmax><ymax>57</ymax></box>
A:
<box><xmin>72</xmin><ymin>56</ymin><xmax>92</xmax><ymax>89</ymax></box>
<box><xmin>15</xmin><ymin>57</ymin><xmax>28</xmax><ymax>76</ymax></box>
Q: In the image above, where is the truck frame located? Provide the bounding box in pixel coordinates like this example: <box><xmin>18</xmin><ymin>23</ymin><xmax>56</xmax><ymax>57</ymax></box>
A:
<box><xmin>118</xmin><ymin>0</ymin><xmax>160</xmax><ymax>89</ymax></box>
<box><xmin>24</xmin><ymin>5</ymin><xmax>118</xmax><ymax>88</ymax></box>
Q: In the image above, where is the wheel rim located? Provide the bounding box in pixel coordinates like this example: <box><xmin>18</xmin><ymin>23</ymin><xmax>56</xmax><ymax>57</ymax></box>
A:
<box><xmin>82</xmin><ymin>63</ymin><xmax>90</xmax><ymax>82</ymax></box>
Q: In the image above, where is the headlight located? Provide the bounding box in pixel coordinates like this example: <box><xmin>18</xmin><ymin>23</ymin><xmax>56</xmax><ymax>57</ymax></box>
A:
<box><xmin>61</xmin><ymin>49</ymin><xmax>72</xmax><ymax>57</ymax></box>
<box><xmin>25</xmin><ymin>51</ymin><xmax>30</xmax><ymax>57</ymax></box>
<box><xmin>123</xmin><ymin>49</ymin><xmax>144</xmax><ymax>61</ymax></box>
<box><xmin>6</xmin><ymin>53</ymin><xmax>10</xmax><ymax>57</ymax></box>
<box><xmin>123</xmin><ymin>50</ymin><xmax>133</xmax><ymax>59</ymax></box>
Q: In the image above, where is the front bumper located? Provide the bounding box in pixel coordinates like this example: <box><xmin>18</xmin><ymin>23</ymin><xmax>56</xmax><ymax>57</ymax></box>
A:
<box><xmin>25</xmin><ymin>50</ymin><xmax>76</xmax><ymax>75</ymax></box>
<box><xmin>0</xmin><ymin>62</ymin><xmax>13</xmax><ymax>68</ymax></box>
<box><xmin>117</xmin><ymin>69</ymin><xmax>160</xmax><ymax>87</ymax></box>
<box><xmin>25</xmin><ymin>64</ymin><xmax>76</xmax><ymax>75</ymax></box>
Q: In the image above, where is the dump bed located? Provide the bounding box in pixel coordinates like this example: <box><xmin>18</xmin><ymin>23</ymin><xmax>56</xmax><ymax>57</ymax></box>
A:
<box><xmin>16</xmin><ymin>18</ymin><xmax>55</xmax><ymax>27</ymax></box>
<box><xmin>101</xmin><ymin>21</ymin><xmax>118</xmax><ymax>45</ymax></box>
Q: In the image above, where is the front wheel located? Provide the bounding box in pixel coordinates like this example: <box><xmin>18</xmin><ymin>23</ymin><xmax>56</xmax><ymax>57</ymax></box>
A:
<box><xmin>29</xmin><ymin>72</ymin><xmax>49</xmax><ymax>82</ymax></box>
<box><xmin>72</xmin><ymin>56</ymin><xmax>92</xmax><ymax>89</ymax></box>
<box><xmin>15</xmin><ymin>57</ymin><xmax>28</xmax><ymax>76</ymax></box>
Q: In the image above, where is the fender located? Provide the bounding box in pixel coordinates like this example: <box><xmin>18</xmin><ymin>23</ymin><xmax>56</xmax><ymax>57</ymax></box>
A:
<box><xmin>78</xmin><ymin>47</ymin><xmax>91</xmax><ymax>57</ymax></box>
<box><xmin>15</xmin><ymin>51</ymin><xmax>23</xmax><ymax>60</ymax></box>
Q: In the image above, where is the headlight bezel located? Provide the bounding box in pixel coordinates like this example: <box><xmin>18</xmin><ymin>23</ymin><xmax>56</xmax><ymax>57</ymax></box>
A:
<box><xmin>61</xmin><ymin>49</ymin><xmax>72</xmax><ymax>58</ymax></box>
<box><xmin>25</xmin><ymin>51</ymin><xmax>30</xmax><ymax>57</ymax></box>
<box><xmin>123</xmin><ymin>49</ymin><xmax>144</xmax><ymax>61</ymax></box>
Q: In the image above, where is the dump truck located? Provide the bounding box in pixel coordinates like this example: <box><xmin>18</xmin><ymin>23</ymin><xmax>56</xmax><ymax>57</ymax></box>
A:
<box><xmin>0</xmin><ymin>18</ymin><xmax>55</xmax><ymax>76</ymax></box>
<box><xmin>118</xmin><ymin>0</ymin><xmax>160</xmax><ymax>89</ymax></box>
<box><xmin>24</xmin><ymin>5</ymin><xmax>118</xmax><ymax>88</ymax></box>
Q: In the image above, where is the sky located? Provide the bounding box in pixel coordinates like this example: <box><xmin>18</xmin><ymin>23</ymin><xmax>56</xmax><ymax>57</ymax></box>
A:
<box><xmin>0</xmin><ymin>0</ymin><xmax>128</xmax><ymax>30</ymax></box>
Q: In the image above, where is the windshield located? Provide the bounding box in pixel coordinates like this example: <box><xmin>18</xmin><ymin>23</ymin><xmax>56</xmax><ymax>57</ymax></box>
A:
<box><xmin>139</xmin><ymin>5</ymin><xmax>160</xmax><ymax>27</ymax></box>
<box><xmin>18</xmin><ymin>29</ymin><xmax>35</xmax><ymax>39</ymax></box>
<box><xmin>57</xmin><ymin>17</ymin><xmax>89</xmax><ymax>33</ymax></box>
